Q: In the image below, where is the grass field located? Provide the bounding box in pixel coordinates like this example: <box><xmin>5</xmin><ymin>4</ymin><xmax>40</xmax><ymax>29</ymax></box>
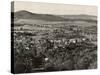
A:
<box><xmin>12</xmin><ymin>10</ymin><xmax>97</xmax><ymax>73</ymax></box>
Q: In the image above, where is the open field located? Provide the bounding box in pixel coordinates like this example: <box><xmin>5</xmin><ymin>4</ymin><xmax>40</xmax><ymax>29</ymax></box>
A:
<box><xmin>12</xmin><ymin>10</ymin><xmax>97</xmax><ymax>73</ymax></box>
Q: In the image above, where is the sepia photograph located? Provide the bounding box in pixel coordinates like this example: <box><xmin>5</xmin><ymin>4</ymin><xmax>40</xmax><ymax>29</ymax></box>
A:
<box><xmin>11</xmin><ymin>1</ymin><xmax>97</xmax><ymax>74</ymax></box>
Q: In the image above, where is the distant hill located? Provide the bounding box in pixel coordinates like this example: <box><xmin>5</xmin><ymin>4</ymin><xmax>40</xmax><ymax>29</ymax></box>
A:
<box><xmin>59</xmin><ymin>15</ymin><xmax>97</xmax><ymax>22</ymax></box>
<box><xmin>13</xmin><ymin>10</ymin><xmax>65</xmax><ymax>21</ymax></box>
<box><xmin>12</xmin><ymin>10</ymin><xmax>97</xmax><ymax>22</ymax></box>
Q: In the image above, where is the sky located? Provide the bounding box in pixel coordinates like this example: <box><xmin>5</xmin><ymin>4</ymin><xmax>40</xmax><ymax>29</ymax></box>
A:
<box><xmin>12</xmin><ymin>1</ymin><xmax>97</xmax><ymax>16</ymax></box>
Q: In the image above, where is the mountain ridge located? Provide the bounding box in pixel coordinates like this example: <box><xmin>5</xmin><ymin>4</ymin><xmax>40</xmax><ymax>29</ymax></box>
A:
<box><xmin>12</xmin><ymin>10</ymin><xmax>97</xmax><ymax>22</ymax></box>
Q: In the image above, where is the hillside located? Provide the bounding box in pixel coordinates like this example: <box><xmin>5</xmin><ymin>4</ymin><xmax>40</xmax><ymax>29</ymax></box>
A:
<box><xmin>13</xmin><ymin>10</ymin><xmax>65</xmax><ymax>21</ymax></box>
<box><xmin>12</xmin><ymin>10</ymin><xmax>97</xmax><ymax>22</ymax></box>
<box><xmin>59</xmin><ymin>15</ymin><xmax>97</xmax><ymax>22</ymax></box>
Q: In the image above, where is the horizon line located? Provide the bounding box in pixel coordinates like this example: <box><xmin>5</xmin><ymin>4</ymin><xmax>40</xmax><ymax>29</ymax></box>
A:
<box><xmin>12</xmin><ymin>10</ymin><xmax>97</xmax><ymax>17</ymax></box>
